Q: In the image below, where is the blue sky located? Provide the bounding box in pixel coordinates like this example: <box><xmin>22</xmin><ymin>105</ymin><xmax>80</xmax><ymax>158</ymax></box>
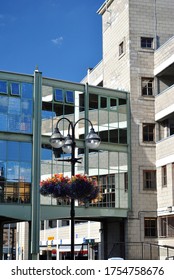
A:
<box><xmin>0</xmin><ymin>0</ymin><xmax>104</xmax><ymax>82</ymax></box>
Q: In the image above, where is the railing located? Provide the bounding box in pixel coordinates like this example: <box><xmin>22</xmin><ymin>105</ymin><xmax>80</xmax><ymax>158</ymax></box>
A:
<box><xmin>108</xmin><ymin>242</ymin><xmax>174</xmax><ymax>260</ymax></box>
<box><xmin>159</xmin><ymin>217</ymin><xmax>174</xmax><ymax>237</ymax></box>
<box><xmin>40</xmin><ymin>186</ymin><xmax>128</xmax><ymax>209</ymax></box>
<box><xmin>0</xmin><ymin>192</ymin><xmax>30</xmax><ymax>204</ymax></box>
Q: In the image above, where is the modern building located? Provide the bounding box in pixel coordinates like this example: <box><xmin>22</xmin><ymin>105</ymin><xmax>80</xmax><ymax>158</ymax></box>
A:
<box><xmin>1</xmin><ymin>0</ymin><xmax>174</xmax><ymax>260</ymax></box>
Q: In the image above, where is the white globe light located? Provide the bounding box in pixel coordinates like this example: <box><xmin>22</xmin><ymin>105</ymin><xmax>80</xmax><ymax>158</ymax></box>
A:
<box><xmin>85</xmin><ymin>128</ymin><xmax>101</xmax><ymax>149</ymax></box>
<box><xmin>62</xmin><ymin>135</ymin><xmax>72</xmax><ymax>154</ymax></box>
<box><xmin>49</xmin><ymin>128</ymin><xmax>65</xmax><ymax>148</ymax></box>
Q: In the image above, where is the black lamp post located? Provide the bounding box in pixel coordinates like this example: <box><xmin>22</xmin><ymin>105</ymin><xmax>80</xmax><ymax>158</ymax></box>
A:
<box><xmin>49</xmin><ymin>117</ymin><xmax>100</xmax><ymax>260</ymax></box>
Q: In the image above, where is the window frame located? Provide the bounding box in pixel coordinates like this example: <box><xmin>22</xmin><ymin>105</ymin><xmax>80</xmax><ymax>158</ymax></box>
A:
<box><xmin>124</xmin><ymin>172</ymin><xmax>128</xmax><ymax>192</ymax></box>
<box><xmin>162</xmin><ymin>165</ymin><xmax>167</xmax><ymax>187</ymax></box>
<box><xmin>10</xmin><ymin>82</ymin><xmax>20</xmax><ymax>96</ymax></box>
<box><xmin>144</xmin><ymin>217</ymin><xmax>157</xmax><ymax>238</ymax></box>
<box><xmin>141</xmin><ymin>78</ymin><xmax>154</xmax><ymax>96</ymax></box>
<box><xmin>65</xmin><ymin>90</ymin><xmax>74</xmax><ymax>104</ymax></box>
<box><xmin>54</xmin><ymin>88</ymin><xmax>64</xmax><ymax>102</ymax></box>
<box><xmin>159</xmin><ymin>216</ymin><xmax>174</xmax><ymax>237</ymax></box>
<box><xmin>0</xmin><ymin>80</ymin><xmax>8</xmax><ymax>95</ymax></box>
<box><xmin>141</xmin><ymin>37</ymin><xmax>154</xmax><ymax>49</ymax></box>
<box><xmin>119</xmin><ymin>41</ymin><xmax>124</xmax><ymax>56</ymax></box>
<box><xmin>142</xmin><ymin>123</ymin><xmax>155</xmax><ymax>143</ymax></box>
<box><xmin>143</xmin><ymin>170</ymin><xmax>156</xmax><ymax>190</ymax></box>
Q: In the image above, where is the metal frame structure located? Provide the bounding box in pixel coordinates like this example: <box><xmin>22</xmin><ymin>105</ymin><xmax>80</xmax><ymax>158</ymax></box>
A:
<box><xmin>0</xmin><ymin>70</ymin><xmax>131</xmax><ymax>260</ymax></box>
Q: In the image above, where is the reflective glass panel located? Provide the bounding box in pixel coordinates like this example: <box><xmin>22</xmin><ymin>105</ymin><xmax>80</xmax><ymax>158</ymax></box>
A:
<box><xmin>21</xmin><ymin>99</ymin><xmax>32</xmax><ymax>115</ymax></box>
<box><xmin>20</xmin><ymin>162</ymin><xmax>31</xmax><ymax>182</ymax></box>
<box><xmin>8</xmin><ymin>97</ymin><xmax>21</xmax><ymax>115</ymax></box>
<box><xmin>64</xmin><ymin>104</ymin><xmax>74</xmax><ymax>115</ymax></box>
<box><xmin>79</xmin><ymin>93</ymin><xmax>85</xmax><ymax>111</ymax></box>
<box><xmin>66</xmin><ymin>91</ymin><xmax>74</xmax><ymax>103</ymax></box>
<box><xmin>42</xmin><ymin>110</ymin><xmax>55</xmax><ymax>119</ymax></box>
<box><xmin>42</xmin><ymin>85</ymin><xmax>53</xmax><ymax>101</ymax></box>
<box><xmin>41</xmin><ymin>147</ymin><xmax>52</xmax><ymax>160</ymax></box>
<box><xmin>11</xmin><ymin>82</ymin><xmax>20</xmax><ymax>96</ymax></box>
<box><xmin>0</xmin><ymin>161</ymin><xmax>6</xmax><ymax>177</ymax></box>
<box><xmin>0</xmin><ymin>114</ymin><xmax>8</xmax><ymax>131</ymax></box>
<box><xmin>55</xmin><ymin>89</ymin><xmax>63</xmax><ymax>102</ymax></box>
<box><xmin>100</xmin><ymin>96</ymin><xmax>107</xmax><ymax>109</ymax></box>
<box><xmin>20</xmin><ymin>115</ymin><xmax>32</xmax><ymax>133</ymax></box>
<box><xmin>21</xmin><ymin>83</ymin><xmax>33</xmax><ymax>99</ymax></box>
<box><xmin>0</xmin><ymin>141</ymin><xmax>7</xmax><ymax>160</ymax></box>
<box><xmin>7</xmin><ymin>141</ymin><xmax>20</xmax><ymax>161</ymax></box>
<box><xmin>0</xmin><ymin>96</ymin><xmax>8</xmax><ymax>113</ymax></box>
<box><xmin>110</xmin><ymin>98</ymin><xmax>117</xmax><ymax>110</ymax></box>
<box><xmin>20</xmin><ymin>142</ymin><xmax>32</xmax><ymax>161</ymax></box>
<box><xmin>8</xmin><ymin>115</ymin><xmax>21</xmax><ymax>132</ymax></box>
<box><xmin>89</xmin><ymin>94</ymin><xmax>98</xmax><ymax>109</ymax></box>
<box><xmin>0</xmin><ymin>140</ymin><xmax>32</xmax><ymax>204</ymax></box>
<box><xmin>0</xmin><ymin>81</ymin><xmax>7</xmax><ymax>94</ymax></box>
<box><xmin>7</xmin><ymin>161</ymin><xmax>19</xmax><ymax>181</ymax></box>
<box><xmin>109</xmin><ymin>110</ymin><xmax>118</xmax><ymax>143</ymax></box>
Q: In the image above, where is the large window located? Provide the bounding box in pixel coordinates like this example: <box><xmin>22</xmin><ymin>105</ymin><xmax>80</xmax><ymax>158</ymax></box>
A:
<box><xmin>40</xmin><ymin>81</ymin><xmax>129</xmax><ymax>210</ymax></box>
<box><xmin>143</xmin><ymin>170</ymin><xmax>156</xmax><ymax>190</ymax></box>
<box><xmin>99</xmin><ymin>174</ymin><xmax>115</xmax><ymax>207</ymax></box>
<box><xmin>0</xmin><ymin>81</ymin><xmax>33</xmax><ymax>134</ymax></box>
<box><xmin>97</xmin><ymin>95</ymin><xmax>127</xmax><ymax>144</ymax></box>
<box><xmin>143</xmin><ymin>123</ymin><xmax>155</xmax><ymax>142</ymax></box>
<box><xmin>144</xmin><ymin>218</ymin><xmax>157</xmax><ymax>237</ymax></box>
<box><xmin>0</xmin><ymin>140</ymin><xmax>32</xmax><ymax>204</ymax></box>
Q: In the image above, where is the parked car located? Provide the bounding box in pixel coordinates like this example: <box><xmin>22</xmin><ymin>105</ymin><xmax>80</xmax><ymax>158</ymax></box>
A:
<box><xmin>108</xmin><ymin>257</ymin><xmax>124</xmax><ymax>260</ymax></box>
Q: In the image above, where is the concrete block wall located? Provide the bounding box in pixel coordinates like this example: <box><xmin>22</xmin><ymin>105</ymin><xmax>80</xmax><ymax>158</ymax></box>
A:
<box><xmin>101</xmin><ymin>0</ymin><xmax>130</xmax><ymax>91</ymax></box>
<box><xmin>97</xmin><ymin>0</ymin><xmax>174</xmax><ymax>247</ymax></box>
<box><xmin>128</xmin><ymin>0</ymin><xmax>174</xmax><ymax>244</ymax></box>
<box><xmin>155</xmin><ymin>0</ymin><xmax>174</xmax><ymax>45</ymax></box>
<box><xmin>155</xmin><ymin>86</ymin><xmax>174</xmax><ymax>118</ymax></box>
<box><xmin>81</xmin><ymin>61</ymin><xmax>103</xmax><ymax>85</ymax></box>
<box><xmin>154</xmin><ymin>36</ymin><xmax>174</xmax><ymax>70</ymax></box>
<box><xmin>100</xmin><ymin>1</ymin><xmax>158</xmax><ymax>245</ymax></box>
<box><xmin>157</xmin><ymin>163</ymin><xmax>174</xmax><ymax>208</ymax></box>
<box><xmin>156</xmin><ymin>136</ymin><xmax>174</xmax><ymax>163</ymax></box>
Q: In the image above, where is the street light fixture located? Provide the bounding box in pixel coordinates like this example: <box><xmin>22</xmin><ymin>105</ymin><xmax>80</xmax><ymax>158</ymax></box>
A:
<box><xmin>49</xmin><ymin>117</ymin><xmax>100</xmax><ymax>260</ymax></box>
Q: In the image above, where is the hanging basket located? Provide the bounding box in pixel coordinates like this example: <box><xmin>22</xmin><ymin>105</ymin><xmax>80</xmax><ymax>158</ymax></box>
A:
<box><xmin>40</xmin><ymin>173</ymin><xmax>100</xmax><ymax>203</ymax></box>
<box><xmin>52</xmin><ymin>182</ymin><xmax>70</xmax><ymax>198</ymax></box>
<box><xmin>40</xmin><ymin>174</ymin><xmax>70</xmax><ymax>197</ymax></box>
<box><xmin>40</xmin><ymin>182</ymin><xmax>55</xmax><ymax>196</ymax></box>
<box><xmin>69</xmin><ymin>174</ymin><xmax>99</xmax><ymax>201</ymax></box>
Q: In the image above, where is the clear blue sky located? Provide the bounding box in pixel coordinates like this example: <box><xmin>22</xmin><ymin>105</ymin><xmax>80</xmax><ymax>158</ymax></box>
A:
<box><xmin>0</xmin><ymin>0</ymin><xmax>104</xmax><ymax>82</ymax></box>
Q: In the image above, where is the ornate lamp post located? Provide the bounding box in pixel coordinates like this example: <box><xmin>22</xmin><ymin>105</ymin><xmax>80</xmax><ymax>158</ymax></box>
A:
<box><xmin>49</xmin><ymin>117</ymin><xmax>100</xmax><ymax>260</ymax></box>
